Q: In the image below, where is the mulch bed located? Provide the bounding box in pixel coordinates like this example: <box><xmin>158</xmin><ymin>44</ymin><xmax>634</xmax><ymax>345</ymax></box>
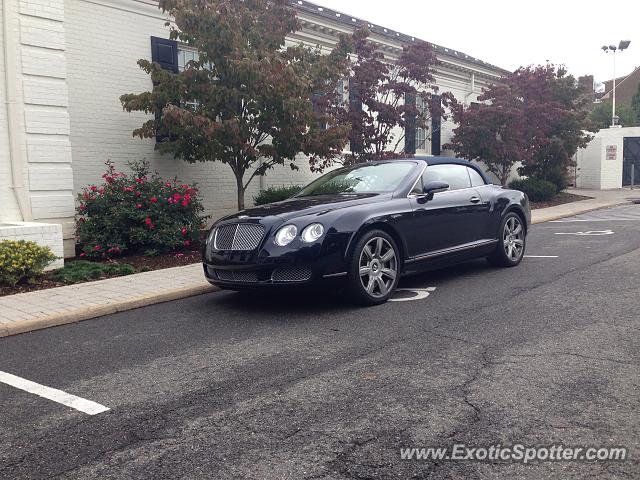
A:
<box><xmin>530</xmin><ymin>192</ymin><xmax>592</xmax><ymax>210</ymax></box>
<box><xmin>0</xmin><ymin>248</ymin><xmax>202</xmax><ymax>298</ymax></box>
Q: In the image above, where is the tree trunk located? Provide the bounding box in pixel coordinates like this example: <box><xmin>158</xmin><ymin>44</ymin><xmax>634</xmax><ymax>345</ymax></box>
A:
<box><xmin>499</xmin><ymin>166</ymin><xmax>512</xmax><ymax>186</ymax></box>
<box><xmin>235</xmin><ymin>173</ymin><xmax>245</xmax><ymax>211</ymax></box>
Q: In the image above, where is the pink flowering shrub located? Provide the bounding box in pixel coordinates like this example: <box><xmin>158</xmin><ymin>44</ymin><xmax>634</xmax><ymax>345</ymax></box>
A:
<box><xmin>76</xmin><ymin>161</ymin><xmax>207</xmax><ymax>258</ymax></box>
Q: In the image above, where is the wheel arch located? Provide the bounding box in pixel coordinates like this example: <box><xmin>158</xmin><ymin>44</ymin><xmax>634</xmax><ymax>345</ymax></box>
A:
<box><xmin>504</xmin><ymin>205</ymin><xmax>528</xmax><ymax>234</ymax></box>
<box><xmin>346</xmin><ymin>221</ymin><xmax>406</xmax><ymax>268</ymax></box>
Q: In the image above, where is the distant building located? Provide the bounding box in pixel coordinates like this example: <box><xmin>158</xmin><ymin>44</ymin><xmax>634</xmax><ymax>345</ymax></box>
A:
<box><xmin>601</xmin><ymin>67</ymin><xmax>640</xmax><ymax>105</ymax></box>
<box><xmin>578</xmin><ymin>75</ymin><xmax>597</xmax><ymax>102</ymax></box>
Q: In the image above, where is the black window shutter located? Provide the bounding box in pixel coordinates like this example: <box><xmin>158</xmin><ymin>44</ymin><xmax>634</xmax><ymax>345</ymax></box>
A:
<box><xmin>150</xmin><ymin>37</ymin><xmax>179</xmax><ymax>143</ymax></box>
<box><xmin>431</xmin><ymin>95</ymin><xmax>441</xmax><ymax>156</ymax></box>
<box><xmin>404</xmin><ymin>93</ymin><xmax>416</xmax><ymax>155</ymax></box>
<box><xmin>349</xmin><ymin>82</ymin><xmax>363</xmax><ymax>154</ymax></box>
<box><xmin>312</xmin><ymin>92</ymin><xmax>328</xmax><ymax>130</ymax></box>
<box><xmin>151</xmin><ymin>36</ymin><xmax>179</xmax><ymax>73</ymax></box>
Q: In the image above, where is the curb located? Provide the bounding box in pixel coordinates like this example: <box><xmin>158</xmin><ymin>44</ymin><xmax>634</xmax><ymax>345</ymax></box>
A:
<box><xmin>1</xmin><ymin>284</ymin><xmax>217</xmax><ymax>338</ymax></box>
<box><xmin>531</xmin><ymin>200</ymin><xmax>633</xmax><ymax>225</ymax></box>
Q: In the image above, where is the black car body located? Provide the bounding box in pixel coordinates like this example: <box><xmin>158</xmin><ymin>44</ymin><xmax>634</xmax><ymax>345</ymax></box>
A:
<box><xmin>202</xmin><ymin>157</ymin><xmax>530</xmax><ymax>304</ymax></box>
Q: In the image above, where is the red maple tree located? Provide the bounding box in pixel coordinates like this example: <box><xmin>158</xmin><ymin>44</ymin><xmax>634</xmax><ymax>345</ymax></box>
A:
<box><xmin>311</xmin><ymin>28</ymin><xmax>457</xmax><ymax>171</ymax></box>
<box><xmin>447</xmin><ymin>64</ymin><xmax>592</xmax><ymax>186</ymax></box>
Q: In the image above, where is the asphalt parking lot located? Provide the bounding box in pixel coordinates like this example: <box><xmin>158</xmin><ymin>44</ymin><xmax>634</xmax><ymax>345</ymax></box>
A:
<box><xmin>1</xmin><ymin>204</ymin><xmax>639</xmax><ymax>479</ymax></box>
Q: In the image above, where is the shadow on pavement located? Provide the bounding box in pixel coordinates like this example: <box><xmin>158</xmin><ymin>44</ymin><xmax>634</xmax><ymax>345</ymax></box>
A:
<box><xmin>207</xmin><ymin>259</ymin><xmax>495</xmax><ymax>313</ymax></box>
<box><xmin>399</xmin><ymin>258</ymin><xmax>494</xmax><ymax>289</ymax></box>
<box><xmin>209</xmin><ymin>285</ymin><xmax>357</xmax><ymax>315</ymax></box>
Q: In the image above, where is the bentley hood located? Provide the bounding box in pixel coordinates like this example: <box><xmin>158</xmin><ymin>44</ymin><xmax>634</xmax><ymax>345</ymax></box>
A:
<box><xmin>219</xmin><ymin>193</ymin><xmax>387</xmax><ymax>223</ymax></box>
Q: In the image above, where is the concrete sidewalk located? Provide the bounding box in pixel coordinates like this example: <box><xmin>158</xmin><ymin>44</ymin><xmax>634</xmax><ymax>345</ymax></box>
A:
<box><xmin>0</xmin><ymin>264</ymin><xmax>215</xmax><ymax>338</ymax></box>
<box><xmin>1</xmin><ymin>187</ymin><xmax>639</xmax><ymax>338</ymax></box>
<box><xmin>531</xmin><ymin>187</ymin><xmax>640</xmax><ymax>224</ymax></box>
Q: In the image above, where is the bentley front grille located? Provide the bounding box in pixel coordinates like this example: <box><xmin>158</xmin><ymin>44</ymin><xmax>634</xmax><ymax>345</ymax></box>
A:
<box><xmin>214</xmin><ymin>224</ymin><xmax>265</xmax><ymax>251</ymax></box>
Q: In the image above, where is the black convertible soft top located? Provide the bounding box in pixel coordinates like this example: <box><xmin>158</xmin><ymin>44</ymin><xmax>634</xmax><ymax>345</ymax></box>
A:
<box><xmin>409</xmin><ymin>156</ymin><xmax>492</xmax><ymax>185</ymax></box>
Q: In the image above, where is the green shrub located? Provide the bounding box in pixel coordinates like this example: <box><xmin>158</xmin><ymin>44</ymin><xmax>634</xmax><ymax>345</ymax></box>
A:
<box><xmin>0</xmin><ymin>240</ymin><xmax>57</xmax><ymax>286</ymax></box>
<box><xmin>76</xmin><ymin>160</ymin><xmax>207</xmax><ymax>259</ymax></box>
<box><xmin>52</xmin><ymin>260</ymin><xmax>135</xmax><ymax>284</ymax></box>
<box><xmin>539</xmin><ymin>169</ymin><xmax>569</xmax><ymax>192</ymax></box>
<box><xmin>509</xmin><ymin>178</ymin><xmax>557</xmax><ymax>202</ymax></box>
<box><xmin>253</xmin><ymin>185</ymin><xmax>301</xmax><ymax>206</ymax></box>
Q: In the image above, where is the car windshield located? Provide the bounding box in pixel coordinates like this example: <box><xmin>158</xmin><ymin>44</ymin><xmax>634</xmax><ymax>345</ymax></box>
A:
<box><xmin>296</xmin><ymin>162</ymin><xmax>415</xmax><ymax>197</ymax></box>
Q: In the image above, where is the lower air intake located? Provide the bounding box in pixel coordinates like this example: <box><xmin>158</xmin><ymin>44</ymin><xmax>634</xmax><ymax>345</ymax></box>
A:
<box><xmin>214</xmin><ymin>270</ymin><xmax>259</xmax><ymax>283</ymax></box>
<box><xmin>271</xmin><ymin>267</ymin><xmax>312</xmax><ymax>283</ymax></box>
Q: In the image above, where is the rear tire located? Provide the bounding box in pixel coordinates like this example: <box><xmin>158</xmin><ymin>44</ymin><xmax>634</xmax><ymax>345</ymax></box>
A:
<box><xmin>347</xmin><ymin>230</ymin><xmax>400</xmax><ymax>306</ymax></box>
<box><xmin>487</xmin><ymin>212</ymin><xmax>526</xmax><ymax>267</ymax></box>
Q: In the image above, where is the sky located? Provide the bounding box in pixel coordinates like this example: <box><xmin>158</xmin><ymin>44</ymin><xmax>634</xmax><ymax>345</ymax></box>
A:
<box><xmin>311</xmin><ymin>0</ymin><xmax>639</xmax><ymax>88</ymax></box>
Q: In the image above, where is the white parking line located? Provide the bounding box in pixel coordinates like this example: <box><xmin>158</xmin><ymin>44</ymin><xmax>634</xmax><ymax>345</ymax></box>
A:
<box><xmin>524</xmin><ymin>255</ymin><xmax>559</xmax><ymax>258</ymax></box>
<box><xmin>555</xmin><ymin>230</ymin><xmax>614</xmax><ymax>236</ymax></box>
<box><xmin>0</xmin><ymin>371</ymin><xmax>110</xmax><ymax>415</ymax></box>
<box><xmin>550</xmin><ymin>219</ymin><xmax>636</xmax><ymax>222</ymax></box>
<box><xmin>390</xmin><ymin>287</ymin><xmax>436</xmax><ymax>302</ymax></box>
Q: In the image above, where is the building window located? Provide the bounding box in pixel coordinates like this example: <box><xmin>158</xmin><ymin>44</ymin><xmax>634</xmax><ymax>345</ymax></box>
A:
<box><xmin>415</xmin><ymin>96</ymin><xmax>428</xmax><ymax>151</ymax></box>
<box><xmin>177</xmin><ymin>47</ymin><xmax>198</xmax><ymax>72</ymax></box>
<box><xmin>178</xmin><ymin>46</ymin><xmax>200</xmax><ymax>111</ymax></box>
<box><xmin>416</xmin><ymin>127</ymin><xmax>426</xmax><ymax>151</ymax></box>
<box><xmin>336</xmin><ymin>78</ymin><xmax>349</xmax><ymax>106</ymax></box>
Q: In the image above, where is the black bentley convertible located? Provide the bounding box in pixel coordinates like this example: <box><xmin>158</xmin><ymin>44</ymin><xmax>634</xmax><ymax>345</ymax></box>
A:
<box><xmin>203</xmin><ymin>157</ymin><xmax>530</xmax><ymax>305</ymax></box>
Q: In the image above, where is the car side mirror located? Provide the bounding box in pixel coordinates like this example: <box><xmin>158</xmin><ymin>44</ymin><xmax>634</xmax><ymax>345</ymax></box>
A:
<box><xmin>423</xmin><ymin>181</ymin><xmax>449</xmax><ymax>195</ymax></box>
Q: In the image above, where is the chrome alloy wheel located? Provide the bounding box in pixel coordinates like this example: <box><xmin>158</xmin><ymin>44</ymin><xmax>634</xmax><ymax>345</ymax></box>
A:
<box><xmin>358</xmin><ymin>237</ymin><xmax>398</xmax><ymax>298</ymax></box>
<box><xmin>503</xmin><ymin>216</ymin><xmax>525</xmax><ymax>262</ymax></box>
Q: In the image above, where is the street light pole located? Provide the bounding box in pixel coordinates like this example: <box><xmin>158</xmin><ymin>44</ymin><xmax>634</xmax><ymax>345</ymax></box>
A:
<box><xmin>602</xmin><ymin>40</ymin><xmax>631</xmax><ymax>128</ymax></box>
<box><xmin>612</xmin><ymin>47</ymin><xmax>616</xmax><ymax>127</ymax></box>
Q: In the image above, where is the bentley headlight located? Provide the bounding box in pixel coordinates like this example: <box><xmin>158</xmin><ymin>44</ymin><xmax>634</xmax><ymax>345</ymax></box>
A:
<box><xmin>301</xmin><ymin>223</ymin><xmax>324</xmax><ymax>243</ymax></box>
<box><xmin>206</xmin><ymin>227</ymin><xmax>217</xmax><ymax>246</ymax></box>
<box><xmin>274</xmin><ymin>224</ymin><xmax>298</xmax><ymax>246</ymax></box>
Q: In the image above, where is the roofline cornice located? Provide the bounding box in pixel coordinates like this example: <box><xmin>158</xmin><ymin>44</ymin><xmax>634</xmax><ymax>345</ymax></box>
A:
<box><xmin>290</xmin><ymin>0</ymin><xmax>510</xmax><ymax>76</ymax></box>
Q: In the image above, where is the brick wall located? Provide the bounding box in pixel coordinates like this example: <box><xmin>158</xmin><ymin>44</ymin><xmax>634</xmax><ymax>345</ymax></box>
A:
<box><xmin>0</xmin><ymin>222</ymin><xmax>64</xmax><ymax>270</ymax></box>
<box><xmin>64</xmin><ymin>0</ymin><xmax>327</xmax><ymax>224</ymax></box>
<box><xmin>63</xmin><ymin>0</ymin><xmax>499</xmax><ymax>227</ymax></box>
<box><xmin>1</xmin><ymin>0</ymin><xmax>72</xmax><ymax>261</ymax></box>
<box><xmin>602</xmin><ymin>67</ymin><xmax>640</xmax><ymax>105</ymax></box>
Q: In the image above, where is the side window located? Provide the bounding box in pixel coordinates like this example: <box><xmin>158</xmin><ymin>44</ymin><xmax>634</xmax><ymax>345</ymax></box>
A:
<box><xmin>422</xmin><ymin>164</ymin><xmax>471</xmax><ymax>191</ymax></box>
<box><xmin>467</xmin><ymin>167</ymin><xmax>486</xmax><ymax>187</ymax></box>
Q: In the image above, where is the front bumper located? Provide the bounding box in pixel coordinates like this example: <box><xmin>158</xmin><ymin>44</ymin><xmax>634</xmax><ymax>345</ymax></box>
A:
<box><xmin>202</xmin><ymin>231</ymin><xmax>352</xmax><ymax>288</ymax></box>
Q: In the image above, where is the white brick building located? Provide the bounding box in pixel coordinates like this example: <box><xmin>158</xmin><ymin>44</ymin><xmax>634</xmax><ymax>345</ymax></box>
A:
<box><xmin>1</xmin><ymin>0</ymin><xmax>507</xmax><ymax>259</ymax></box>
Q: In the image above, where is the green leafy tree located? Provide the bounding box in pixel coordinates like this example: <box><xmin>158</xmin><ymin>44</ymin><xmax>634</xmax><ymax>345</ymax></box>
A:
<box><xmin>590</xmin><ymin>100</ymin><xmax>637</xmax><ymax>129</ymax></box>
<box><xmin>631</xmin><ymin>82</ymin><xmax>640</xmax><ymax>125</ymax></box>
<box><xmin>121</xmin><ymin>0</ymin><xmax>353</xmax><ymax>210</ymax></box>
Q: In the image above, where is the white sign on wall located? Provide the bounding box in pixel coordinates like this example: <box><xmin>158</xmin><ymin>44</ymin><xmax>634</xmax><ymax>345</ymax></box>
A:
<box><xmin>606</xmin><ymin>145</ymin><xmax>617</xmax><ymax>160</ymax></box>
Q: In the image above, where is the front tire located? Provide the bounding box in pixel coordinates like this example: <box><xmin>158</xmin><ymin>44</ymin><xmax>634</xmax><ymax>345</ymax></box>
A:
<box><xmin>347</xmin><ymin>230</ymin><xmax>400</xmax><ymax>306</ymax></box>
<box><xmin>487</xmin><ymin>212</ymin><xmax>526</xmax><ymax>267</ymax></box>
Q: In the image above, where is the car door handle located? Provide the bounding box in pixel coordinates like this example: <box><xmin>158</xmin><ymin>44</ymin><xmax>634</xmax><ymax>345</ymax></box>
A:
<box><xmin>469</xmin><ymin>196</ymin><xmax>481</xmax><ymax>203</ymax></box>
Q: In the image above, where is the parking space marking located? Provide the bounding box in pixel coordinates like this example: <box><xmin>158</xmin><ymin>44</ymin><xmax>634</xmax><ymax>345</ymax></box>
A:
<box><xmin>390</xmin><ymin>287</ymin><xmax>436</xmax><ymax>302</ymax></box>
<box><xmin>555</xmin><ymin>230</ymin><xmax>614</xmax><ymax>236</ymax></box>
<box><xmin>550</xmin><ymin>219</ymin><xmax>636</xmax><ymax>222</ymax></box>
<box><xmin>524</xmin><ymin>255</ymin><xmax>559</xmax><ymax>258</ymax></box>
<box><xmin>550</xmin><ymin>205</ymin><xmax>640</xmax><ymax>223</ymax></box>
<box><xmin>0</xmin><ymin>371</ymin><xmax>110</xmax><ymax>415</ymax></box>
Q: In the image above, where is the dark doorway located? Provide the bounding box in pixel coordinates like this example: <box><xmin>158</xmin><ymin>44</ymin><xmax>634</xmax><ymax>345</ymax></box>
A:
<box><xmin>623</xmin><ymin>137</ymin><xmax>640</xmax><ymax>186</ymax></box>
